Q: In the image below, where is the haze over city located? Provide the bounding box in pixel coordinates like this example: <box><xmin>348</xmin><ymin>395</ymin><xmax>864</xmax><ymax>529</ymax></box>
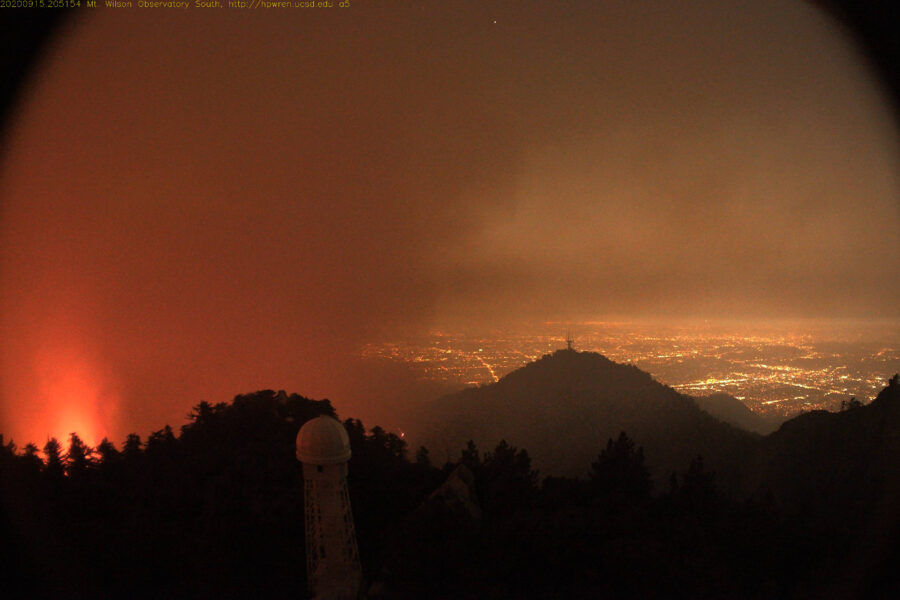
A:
<box><xmin>1</xmin><ymin>1</ymin><xmax>898</xmax><ymax>448</ymax></box>
<box><xmin>363</xmin><ymin>318</ymin><xmax>900</xmax><ymax>418</ymax></box>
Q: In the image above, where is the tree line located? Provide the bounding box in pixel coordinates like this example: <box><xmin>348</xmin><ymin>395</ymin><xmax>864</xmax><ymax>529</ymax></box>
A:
<box><xmin>1</xmin><ymin>386</ymin><xmax>895</xmax><ymax>598</ymax></box>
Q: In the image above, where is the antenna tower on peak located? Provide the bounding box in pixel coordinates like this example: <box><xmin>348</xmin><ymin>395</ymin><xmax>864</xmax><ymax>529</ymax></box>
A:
<box><xmin>566</xmin><ymin>327</ymin><xmax>574</xmax><ymax>351</ymax></box>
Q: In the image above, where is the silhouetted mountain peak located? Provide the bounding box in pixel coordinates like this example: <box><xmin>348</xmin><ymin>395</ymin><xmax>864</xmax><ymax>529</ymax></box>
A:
<box><xmin>418</xmin><ymin>350</ymin><xmax>755</xmax><ymax>482</ymax></box>
<box><xmin>485</xmin><ymin>349</ymin><xmax>658</xmax><ymax>398</ymax></box>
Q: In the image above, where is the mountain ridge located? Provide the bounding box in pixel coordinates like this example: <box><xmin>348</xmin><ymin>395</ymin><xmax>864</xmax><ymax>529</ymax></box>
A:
<box><xmin>415</xmin><ymin>349</ymin><xmax>758</xmax><ymax>485</ymax></box>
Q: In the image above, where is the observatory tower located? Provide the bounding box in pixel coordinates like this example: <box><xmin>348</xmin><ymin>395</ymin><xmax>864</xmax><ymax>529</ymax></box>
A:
<box><xmin>296</xmin><ymin>416</ymin><xmax>362</xmax><ymax>600</ymax></box>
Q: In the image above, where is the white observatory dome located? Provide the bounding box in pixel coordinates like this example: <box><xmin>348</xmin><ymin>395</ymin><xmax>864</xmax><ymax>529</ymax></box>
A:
<box><xmin>296</xmin><ymin>415</ymin><xmax>352</xmax><ymax>464</ymax></box>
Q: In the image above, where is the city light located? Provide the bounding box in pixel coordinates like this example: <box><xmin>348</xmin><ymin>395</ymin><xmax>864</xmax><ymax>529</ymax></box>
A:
<box><xmin>362</xmin><ymin>321</ymin><xmax>899</xmax><ymax>417</ymax></box>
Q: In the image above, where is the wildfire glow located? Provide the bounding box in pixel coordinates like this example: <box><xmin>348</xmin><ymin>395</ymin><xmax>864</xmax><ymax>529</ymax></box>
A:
<box><xmin>22</xmin><ymin>346</ymin><xmax>119</xmax><ymax>449</ymax></box>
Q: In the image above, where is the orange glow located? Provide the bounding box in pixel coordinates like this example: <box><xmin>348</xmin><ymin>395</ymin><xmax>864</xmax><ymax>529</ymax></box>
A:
<box><xmin>16</xmin><ymin>345</ymin><xmax>119</xmax><ymax>449</ymax></box>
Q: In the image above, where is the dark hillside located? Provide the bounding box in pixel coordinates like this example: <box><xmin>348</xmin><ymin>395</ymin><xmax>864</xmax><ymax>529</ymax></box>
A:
<box><xmin>3</xmin><ymin>377</ymin><xmax>900</xmax><ymax>598</ymax></box>
<box><xmin>746</xmin><ymin>376</ymin><xmax>900</xmax><ymax>598</ymax></box>
<box><xmin>416</xmin><ymin>349</ymin><xmax>758</xmax><ymax>486</ymax></box>
<box><xmin>693</xmin><ymin>392</ymin><xmax>784</xmax><ymax>434</ymax></box>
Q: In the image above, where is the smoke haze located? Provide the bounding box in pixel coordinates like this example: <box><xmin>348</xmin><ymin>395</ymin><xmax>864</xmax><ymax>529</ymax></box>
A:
<box><xmin>1</xmin><ymin>1</ymin><xmax>898</xmax><ymax>445</ymax></box>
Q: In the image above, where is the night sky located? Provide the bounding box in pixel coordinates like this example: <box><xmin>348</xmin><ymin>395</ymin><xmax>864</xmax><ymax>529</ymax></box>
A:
<box><xmin>1</xmin><ymin>1</ymin><xmax>898</xmax><ymax>447</ymax></box>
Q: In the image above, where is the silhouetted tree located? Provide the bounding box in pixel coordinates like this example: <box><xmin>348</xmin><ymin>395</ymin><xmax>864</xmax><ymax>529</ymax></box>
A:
<box><xmin>65</xmin><ymin>432</ymin><xmax>93</xmax><ymax>477</ymax></box>
<box><xmin>366</xmin><ymin>425</ymin><xmax>407</xmax><ymax>464</ymax></box>
<box><xmin>344</xmin><ymin>418</ymin><xmax>366</xmax><ymax>450</ymax></box>
<box><xmin>0</xmin><ymin>434</ymin><xmax>14</xmax><ymax>461</ymax></box>
<box><xmin>43</xmin><ymin>437</ymin><xmax>64</xmax><ymax>481</ymax></box>
<box><xmin>460</xmin><ymin>439</ymin><xmax>480</xmax><ymax>473</ymax></box>
<box><xmin>673</xmin><ymin>455</ymin><xmax>718</xmax><ymax>516</ymax></box>
<box><xmin>480</xmin><ymin>440</ymin><xmax>538</xmax><ymax>514</ymax></box>
<box><xmin>187</xmin><ymin>400</ymin><xmax>217</xmax><ymax>426</ymax></box>
<box><xmin>145</xmin><ymin>425</ymin><xmax>177</xmax><ymax>456</ymax></box>
<box><xmin>590</xmin><ymin>431</ymin><xmax>652</xmax><ymax>505</ymax></box>
<box><xmin>96</xmin><ymin>438</ymin><xmax>119</xmax><ymax>464</ymax></box>
<box><xmin>20</xmin><ymin>443</ymin><xmax>44</xmax><ymax>477</ymax></box>
<box><xmin>122</xmin><ymin>433</ymin><xmax>142</xmax><ymax>460</ymax></box>
<box><xmin>840</xmin><ymin>396</ymin><xmax>863</xmax><ymax>411</ymax></box>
